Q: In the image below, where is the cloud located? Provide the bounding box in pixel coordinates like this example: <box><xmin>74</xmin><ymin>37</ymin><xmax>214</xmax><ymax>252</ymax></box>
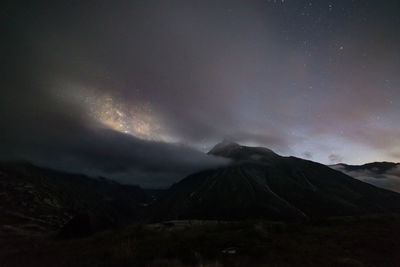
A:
<box><xmin>390</xmin><ymin>152</ymin><xmax>400</xmax><ymax>161</ymax></box>
<box><xmin>0</xmin><ymin>105</ymin><xmax>229</xmax><ymax>187</ymax></box>
<box><xmin>329</xmin><ymin>154</ymin><xmax>343</xmax><ymax>164</ymax></box>
<box><xmin>2</xmin><ymin>0</ymin><xmax>400</xmax><ymax>174</ymax></box>
<box><xmin>331</xmin><ymin>164</ymin><xmax>400</xmax><ymax>193</ymax></box>
<box><xmin>224</xmin><ymin>131</ymin><xmax>296</xmax><ymax>153</ymax></box>
<box><xmin>302</xmin><ymin>152</ymin><xmax>313</xmax><ymax>159</ymax></box>
<box><xmin>0</xmin><ymin>30</ymin><xmax>228</xmax><ymax>188</ymax></box>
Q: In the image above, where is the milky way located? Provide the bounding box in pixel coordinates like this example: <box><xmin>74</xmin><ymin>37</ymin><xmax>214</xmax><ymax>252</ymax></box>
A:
<box><xmin>1</xmin><ymin>0</ymin><xmax>399</xmax><ymax>186</ymax></box>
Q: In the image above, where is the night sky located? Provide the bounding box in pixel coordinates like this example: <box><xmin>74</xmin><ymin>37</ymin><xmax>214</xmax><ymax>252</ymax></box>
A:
<box><xmin>1</xmin><ymin>0</ymin><xmax>399</xmax><ymax>187</ymax></box>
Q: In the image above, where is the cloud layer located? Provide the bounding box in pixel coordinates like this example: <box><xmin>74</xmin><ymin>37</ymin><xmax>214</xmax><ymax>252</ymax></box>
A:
<box><xmin>331</xmin><ymin>164</ymin><xmax>400</xmax><ymax>193</ymax></box>
<box><xmin>0</xmin><ymin>87</ymin><xmax>228</xmax><ymax>187</ymax></box>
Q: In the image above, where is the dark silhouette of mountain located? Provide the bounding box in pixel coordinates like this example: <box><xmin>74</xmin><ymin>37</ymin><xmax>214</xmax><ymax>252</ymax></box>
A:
<box><xmin>331</xmin><ymin>162</ymin><xmax>400</xmax><ymax>193</ymax></box>
<box><xmin>151</xmin><ymin>142</ymin><xmax>400</xmax><ymax>221</ymax></box>
<box><xmin>0</xmin><ymin>161</ymin><xmax>148</xmax><ymax>235</ymax></box>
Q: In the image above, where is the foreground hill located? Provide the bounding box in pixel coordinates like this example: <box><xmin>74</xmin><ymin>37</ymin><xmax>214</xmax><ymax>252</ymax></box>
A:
<box><xmin>331</xmin><ymin>162</ymin><xmax>400</xmax><ymax>193</ymax></box>
<box><xmin>151</xmin><ymin>141</ymin><xmax>400</xmax><ymax>221</ymax></box>
<box><xmin>0</xmin><ymin>161</ymin><xmax>147</xmax><ymax>235</ymax></box>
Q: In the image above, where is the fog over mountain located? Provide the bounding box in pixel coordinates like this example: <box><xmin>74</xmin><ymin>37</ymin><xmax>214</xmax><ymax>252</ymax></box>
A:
<box><xmin>331</xmin><ymin>162</ymin><xmax>400</xmax><ymax>193</ymax></box>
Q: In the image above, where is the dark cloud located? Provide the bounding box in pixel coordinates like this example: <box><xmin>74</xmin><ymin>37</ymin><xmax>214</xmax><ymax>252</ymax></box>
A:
<box><xmin>0</xmin><ymin>85</ymin><xmax>228</xmax><ymax>187</ymax></box>
<box><xmin>1</xmin><ymin>126</ymin><xmax>228</xmax><ymax>187</ymax></box>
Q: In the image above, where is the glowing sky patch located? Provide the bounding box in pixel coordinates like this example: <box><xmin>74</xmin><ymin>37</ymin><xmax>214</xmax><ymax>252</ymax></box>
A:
<box><xmin>88</xmin><ymin>95</ymin><xmax>158</xmax><ymax>140</ymax></box>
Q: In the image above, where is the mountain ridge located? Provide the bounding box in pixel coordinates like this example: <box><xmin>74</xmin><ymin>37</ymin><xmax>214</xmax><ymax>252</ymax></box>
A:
<box><xmin>150</xmin><ymin>142</ymin><xmax>400</xmax><ymax>221</ymax></box>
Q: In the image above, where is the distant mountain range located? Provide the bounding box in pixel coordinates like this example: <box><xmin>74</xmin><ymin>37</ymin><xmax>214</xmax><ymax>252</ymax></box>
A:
<box><xmin>331</xmin><ymin>162</ymin><xmax>400</xmax><ymax>193</ymax></box>
<box><xmin>151</xmin><ymin>141</ymin><xmax>400</xmax><ymax>221</ymax></box>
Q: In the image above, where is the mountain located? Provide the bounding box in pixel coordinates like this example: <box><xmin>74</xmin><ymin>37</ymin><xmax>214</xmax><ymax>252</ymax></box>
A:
<box><xmin>0</xmin><ymin>161</ymin><xmax>148</xmax><ymax>235</ymax></box>
<box><xmin>331</xmin><ymin>162</ymin><xmax>400</xmax><ymax>193</ymax></box>
<box><xmin>151</xmin><ymin>142</ymin><xmax>400</xmax><ymax>221</ymax></box>
<box><xmin>208</xmin><ymin>140</ymin><xmax>278</xmax><ymax>161</ymax></box>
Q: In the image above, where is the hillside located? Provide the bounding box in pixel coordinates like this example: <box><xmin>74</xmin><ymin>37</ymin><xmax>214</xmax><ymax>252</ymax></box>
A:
<box><xmin>0</xmin><ymin>161</ymin><xmax>148</xmax><ymax>235</ymax></box>
<box><xmin>151</xmin><ymin>142</ymin><xmax>400</xmax><ymax>221</ymax></box>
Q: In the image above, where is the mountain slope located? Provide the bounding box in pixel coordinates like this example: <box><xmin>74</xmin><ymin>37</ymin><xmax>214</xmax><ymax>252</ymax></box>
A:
<box><xmin>331</xmin><ymin>162</ymin><xmax>400</xmax><ymax>193</ymax></box>
<box><xmin>151</xmin><ymin>142</ymin><xmax>400</xmax><ymax>221</ymax></box>
<box><xmin>0</xmin><ymin>161</ymin><xmax>148</xmax><ymax>234</ymax></box>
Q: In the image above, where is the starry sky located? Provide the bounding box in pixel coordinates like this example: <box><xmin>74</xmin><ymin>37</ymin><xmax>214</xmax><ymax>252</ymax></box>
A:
<box><xmin>1</xmin><ymin>0</ymin><xmax>399</xmax><ymax>186</ymax></box>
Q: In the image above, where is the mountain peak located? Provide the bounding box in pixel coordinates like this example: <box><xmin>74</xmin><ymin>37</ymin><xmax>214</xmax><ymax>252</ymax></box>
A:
<box><xmin>208</xmin><ymin>140</ymin><xmax>241</xmax><ymax>154</ymax></box>
<box><xmin>208</xmin><ymin>140</ymin><xmax>278</xmax><ymax>162</ymax></box>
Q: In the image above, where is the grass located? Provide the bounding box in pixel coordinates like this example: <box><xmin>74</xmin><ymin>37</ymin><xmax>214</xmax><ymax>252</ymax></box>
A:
<box><xmin>1</xmin><ymin>215</ymin><xmax>400</xmax><ymax>266</ymax></box>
